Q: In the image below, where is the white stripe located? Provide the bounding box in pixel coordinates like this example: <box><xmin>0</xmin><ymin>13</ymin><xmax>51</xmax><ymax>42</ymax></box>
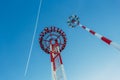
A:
<box><xmin>57</xmin><ymin>46</ymin><xmax>60</xmax><ymax>53</ymax></box>
<box><xmin>79</xmin><ymin>24</ymin><xmax>83</xmax><ymax>27</ymax></box>
<box><xmin>110</xmin><ymin>42</ymin><xmax>120</xmax><ymax>51</ymax></box>
<box><xmin>24</xmin><ymin>0</ymin><xmax>43</xmax><ymax>76</ymax></box>
<box><xmin>61</xmin><ymin>64</ymin><xmax>67</xmax><ymax>80</ymax></box>
<box><xmin>95</xmin><ymin>33</ymin><xmax>102</xmax><ymax>39</ymax></box>
<box><xmin>50</xmin><ymin>44</ymin><xmax>52</xmax><ymax>52</ymax></box>
<box><xmin>51</xmin><ymin>62</ymin><xmax>56</xmax><ymax>80</ymax></box>
<box><xmin>85</xmin><ymin>27</ymin><xmax>90</xmax><ymax>32</ymax></box>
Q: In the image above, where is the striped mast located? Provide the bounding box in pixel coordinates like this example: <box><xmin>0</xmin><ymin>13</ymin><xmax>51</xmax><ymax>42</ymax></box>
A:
<box><xmin>67</xmin><ymin>15</ymin><xmax>120</xmax><ymax>51</ymax></box>
<box><xmin>50</xmin><ymin>44</ymin><xmax>56</xmax><ymax>80</ymax></box>
<box><xmin>50</xmin><ymin>40</ymin><xmax>67</xmax><ymax>80</ymax></box>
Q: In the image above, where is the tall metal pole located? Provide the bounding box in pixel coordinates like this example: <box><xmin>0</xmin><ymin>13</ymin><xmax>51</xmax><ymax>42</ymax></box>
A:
<box><xmin>67</xmin><ymin>15</ymin><xmax>120</xmax><ymax>51</ymax></box>
<box><xmin>39</xmin><ymin>26</ymin><xmax>67</xmax><ymax>80</ymax></box>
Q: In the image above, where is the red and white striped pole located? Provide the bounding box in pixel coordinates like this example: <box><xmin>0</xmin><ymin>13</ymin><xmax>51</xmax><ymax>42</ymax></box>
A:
<box><xmin>67</xmin><ymin>15</ymin><xmax>120</xmax><ymax>51</ymax></box>
<box><xmin>79</xmin><ymin>24</ymin><xmax>120</xmax><ymax>51</ymax></box>
<box><xmin>39</xmin><ymin>27</ymin><xmax>67</xmax><ymax>80</ymax></box>
<box><xmin>50</xmin><ymin>40</ymin><xmax>67</xmax><ymax>80</ymax></box>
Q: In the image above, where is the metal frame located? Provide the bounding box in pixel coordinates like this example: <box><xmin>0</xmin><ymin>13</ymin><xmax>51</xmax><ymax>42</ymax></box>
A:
<box><xmin>39</xmin><ymin>26</ymin><xmax>67</xmax><ymax>80</ymax></box>
<box><xmin>39</xmin><ymin>26</ymin><xmax>67</xmax><ymax>54</ymax></box>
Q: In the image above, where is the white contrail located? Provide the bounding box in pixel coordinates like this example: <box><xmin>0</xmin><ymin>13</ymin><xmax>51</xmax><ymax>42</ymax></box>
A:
<box><xmin>24</xmin><ymin>0</ymin><xmax>43</xmax><ymax>76</ymax></box>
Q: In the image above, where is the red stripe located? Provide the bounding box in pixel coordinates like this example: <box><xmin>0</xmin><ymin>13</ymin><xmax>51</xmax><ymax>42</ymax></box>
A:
<box><xmin>82</xmin><ymin>26</ymin><xmax>86</xmax><ymax>29</ymax></box>
<box><xmin>50</xmin><ymin>52</ymin><xmax>54</xmax><ymax>62</ymax></box>
<box><xmin>101</xmin><ymin>36</ymin><xmax>112</xmax><ymax>45</ymax></box>
<box><xmin>53</xmin><ymin>62</ymin><xmax>56</xmax><ymax>71</ymax></box>
<box><xmin>59</xmin><ymin>54</ymin><xmax>63</xmax><ymax>64</ymax></box>
<box><xmin>89</xmin><ymin>30</ymin><xmax>96</xmax><ymax>35</ymax></box>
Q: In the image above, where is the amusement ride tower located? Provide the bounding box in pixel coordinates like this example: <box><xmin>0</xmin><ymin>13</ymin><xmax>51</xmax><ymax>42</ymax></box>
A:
<box><xmin>39</xmin><ymin>26</ymin><xmax>67</xmax><ymax>80</ymax></box>
<box><xmin>67</xmin><ymin>15</ymin><xmax>120</xmax><ymax>51</ymax></box>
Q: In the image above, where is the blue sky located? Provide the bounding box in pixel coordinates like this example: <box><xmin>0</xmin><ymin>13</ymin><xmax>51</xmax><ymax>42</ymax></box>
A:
<box><xmin>1</xmin><ymin>0</ymin><xmax>120</xmax><ymax>80</ymax></box>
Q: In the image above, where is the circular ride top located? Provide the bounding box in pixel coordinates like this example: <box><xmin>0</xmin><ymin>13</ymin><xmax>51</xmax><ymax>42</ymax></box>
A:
<box><xmin>67</xmin><ymin>15</ymin><xmax>80</xmax><ymax>28</ymax></box>
<box><xmin>39</xmin><ymin>26</ymin><xmax>67</xmax><ymax>54</ymax></box>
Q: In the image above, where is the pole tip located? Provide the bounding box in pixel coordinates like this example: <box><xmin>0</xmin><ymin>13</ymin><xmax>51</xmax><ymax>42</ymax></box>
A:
<box><xmin>67</xmin><ymin>15</ymin><xmax>80</xmax><ymax>28</ymax></box>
